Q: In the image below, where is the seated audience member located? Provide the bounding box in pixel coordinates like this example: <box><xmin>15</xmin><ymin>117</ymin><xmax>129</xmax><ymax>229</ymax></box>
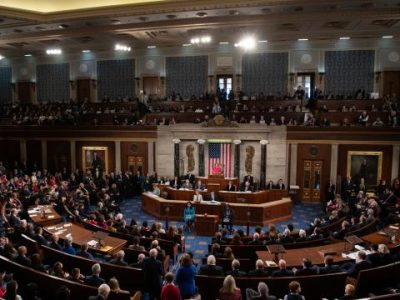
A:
<box><xmin>161</xmin><ymin>272</ymin><xmax>181</xmax><ymax>300</ymax></box>
<box><xmin>293</xmin><ymin>258</ymin><xmax>318</xmax><ymax>276</ymax></box>
<box><xmin>223</xmin><ymin>247</ymin><xmax>235</xmax><ymax>259</ymax></box>
<box><xmin>194</xmin><ymin>180</ymin><xmax>206</xmax><ymax>191</ymax></box>
<box><xmin>284</xmin><ymin>281</ymin><xmax>305</xmax><ymax>300</ymax></box>
<box><xmin>175</xmin><ymin>253</ymin><xmax>197</xmax><ymax>299</ymax></box>
<box><xmin>184</xmin><ymin>202</ymin><xmax>195</xmax><ymax>231</ymax></box>
<box><xmin>372</xmin><ymin>117</ymin><xmax>385</xmax><ymax>127</ymax></box>
<box><xmin>241</xmin><ymin>181</ymin><xmax>253</xmax><ymax>192</ymax></box>
<box><xmin>248</xmin><ymin>259</ymin><xmax>269</xmax><ymax>277</ymax></box>
<box><xmin>88</xmin><ymin>283</ymin><xmax>111</xmax><ymax>300</ymax></box>
<box><xmin>109</xmin><ymin>250</ymin><xmax>128</xmax><ymax>266</ymax></box>
<box><xmin>63</xmin><ymin>238</ymin><xmax>76</xmax><ymax>255</ymax></box>
<box><xmin>340</xmin><ymin>284</ymin><xmax>357</xmax><ymax>300</ymax></box>
<box><xmin>319</xmin><ymin>257</ymin><xmax>341</xmax><ymax>275</ymax></box>
<box><xmin>227</xmin><ymin>259</ymin><xmax>247</xmax><ymax>277</ymax></box>
<box><xmin>14</xmin><ymin>245</ymin><xmax>31</xmax><ymax>267</ymax></box>
<box><xmin>192</xmin><ymin>190</ymin><xmax>203</xmax><ymax>202</ymax></box>
<box><xmin>170</xmin><ymin>176</ymin><xmax>180</xmax><ymax>189</ymax></box>
<box><xmin>55</xmin><ymin>285</ymin><xmax>71</xmax><ymax>300</ymax></box>
<box><xmin>51</xmin><ymin>261</ymin><xmax>68</xmax><ymax>278</ymax></box>
<box><xmin>295</xmin><ymin>230</ymin><xmax>307</xmax><ymax>242</ymax></box>
<box><xmin>181</xmin><ymin>179</ymin><xmax>193</xmax><ymax>190</ymax></box>
<box><xmin>212</xmin><ymin>232</ymin><xmax>226</xmax><ymax>245</ymax></box>
<box><xmin>246</xmin><ymin>282</ymin><xmax>277</xmax><ymax>300</ymax></box>
<box><xmin>50</xmin><ymin>234</ymin><xmax>63</xmax><ymax>251</ymax></box>
<box><xmin>198</xmin><ymin>255</ymin><xmax>224</xmax><ymax>276</ymax></box>
<box><xmin>129</xmin><ymin>236</ymin><xmax>146</xmax><ymax>252</ymax></box>
<box><xmin>340</xmin><ymin>250</ymin><xmax>372</xmax><ymax>278</ymax></box>
<box><xmin>77</xmin><ymin>243</ymin><xmax>94</xmax><ymax>259</ymax></box>
<box><xmin>31</xmin><ymin>253</ymin><xmax>47</xmax><ymax>272</ymax></box>
<box><xmin>279</xmin><ymin>229</ymin><xmax>295</xmax><ymax>244</ymax></box>
<box><xmin>271</xmin><ymin>259</ymin><xmax>294</xmax><ymax>277</ymax></box>
<box><xmin>3</xmin><ymin>280</ymin><xmax>22</xmax><ymax>300</ymax></box>
<box><xmin>34</xmin><ymin>226</ymin><xmax>49</xmax><ymax>246</ymax></box>
<box><xmin>130</xmin><ymin>253</ymin><xmax>146</xmax><ymax>269</ymax></box>
<box><xmin>266</xmin><ymin>180</ymin><xmax>274</xmax><ymax>190</ymax></box>
<box><xmin>68</xmin><ymin>267</ymin><xmax>85</xmax><ymax>283</ymax></box>
<box><xmin>378</xmin><ymin>243</ymin><xmax>394</xmax><ymax>265</ymax></box>
<box><xmin>366</xmin><ymin>244</ymin><xmax>381</xmax><ymax>267</ymax></box>
<box><xmin>248</xmin><ymin>233</ymin><xmax>263</xmax><ymax>245</ymax></box>
<box><xmin>358</xmin><ymin>111</ymin><xmax>369</xmax><ymax>126</ymax></box>
<box><xmin>109</xmin><ymin>277</ymin><xmax>127</xmax><ymax>295</ymax></box>
<box><xmin>275</xmin><ymin>179</ymin><xmax>285</xmax><ymax>190</ymax></box>
<box><xmin>226</xmin><ymin>181</ymin><xmax>236</xmax><ymax>191</ymax></box>
<box><xmin>85</xmin><ymin>263</ymin><xmax>105</xmax><ymax>287</ymax></box>
<box><xmin>219</xmin><ymin>275</ymin><xmax>242</xmax><ymax>300</ymax></box>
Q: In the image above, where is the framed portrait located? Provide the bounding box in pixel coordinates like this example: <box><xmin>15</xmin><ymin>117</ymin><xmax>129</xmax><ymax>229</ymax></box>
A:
<box><xmin>346</xmin><ymin>151</ymin><xmax>383</xmax><ymax>186</ymax></box>
<box><xmin>82</xmin><ymin>146</ymin><xmax>108</xmax><ymax>174</ymax></box>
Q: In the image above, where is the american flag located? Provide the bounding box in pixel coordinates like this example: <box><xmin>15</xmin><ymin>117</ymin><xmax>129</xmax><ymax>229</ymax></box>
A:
<box><xmin>208</xmin><ymin>143</ymin><xmax>232</xmax><ymax>177</ymax></box>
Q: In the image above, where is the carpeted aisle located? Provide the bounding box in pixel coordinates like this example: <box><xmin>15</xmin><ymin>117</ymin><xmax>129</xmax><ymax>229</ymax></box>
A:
<box><xmin>120</xmin><ymin>197</ymin><xmax>323</xmax><ymax>260</ymax></box>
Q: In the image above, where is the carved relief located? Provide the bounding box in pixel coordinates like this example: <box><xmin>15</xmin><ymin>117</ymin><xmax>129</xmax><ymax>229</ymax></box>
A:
<box><xmin>245</xmin><ymin>145</ymin><xmax>255</xmax><ymax>174</ymax></box>
<box><xmin>186</xmin><ymin>144</ymin><xmax>195</xmax><ymax>172</ymax></box>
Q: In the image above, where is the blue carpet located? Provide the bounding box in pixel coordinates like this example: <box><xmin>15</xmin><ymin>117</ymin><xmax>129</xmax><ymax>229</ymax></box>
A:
<box><xmin>120</xmin><ymin>197</ymin><xmax>323</xmax><ymax>261</ymax></box>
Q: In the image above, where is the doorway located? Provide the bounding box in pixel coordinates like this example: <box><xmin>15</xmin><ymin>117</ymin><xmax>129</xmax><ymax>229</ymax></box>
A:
<box><xmin>127</xmin><ymin>156</ymin><xmax>145</xmax><ymax>174</ymax></box>
<box><xmin>302</xmin><ymin>160</ymin><xmax>323</xmax><ymax>202</ymax></box>
<box><xmin>142</xmin><ymin>76</ymin><xmax>160</xmax><ymax>97</ymax></box>
<box><xmin>382</xmin><ymin>71</ymin><xmax>400</xmax><ymax>97</ymax></box>
<box><xmin>76</xmin><ymin>79</ymin><xmax>91</xmax><ymax>102</ymax></box>
<box><xmin>296</xmin><ymin>73</ymin><xmax>315</xmax><ymax>99</ymax></box>
<box><xmin>216</xmin><ymin>74</ymin><xmax>233</xmax><ymax>100</ymax></box>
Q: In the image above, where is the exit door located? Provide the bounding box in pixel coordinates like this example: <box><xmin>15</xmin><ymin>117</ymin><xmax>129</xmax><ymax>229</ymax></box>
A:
<box><xmin>296</xmin><ymin>73</ymin><xmax>315</xmax><ymax>99</ymax></box>
<box><xmin>217</xmin><ymin>75</ymin><xmax>233</xmax><ymax>100</ymax></box>
<box><xmin>302</xmin><ymin>160</ymin><xmax>323</xmax><ymax>202</ymax></box>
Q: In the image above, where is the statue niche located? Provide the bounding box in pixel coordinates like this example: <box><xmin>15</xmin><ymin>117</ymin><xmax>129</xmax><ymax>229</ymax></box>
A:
<box><xmin>245</xmin><ymin>145</ymin><xmax>255</xmax><ymax>174</ymax></box>
<box><xmin>186</xmin><ymin>144</ymin><xmax>195</xmax><ymax>172</ymax></box>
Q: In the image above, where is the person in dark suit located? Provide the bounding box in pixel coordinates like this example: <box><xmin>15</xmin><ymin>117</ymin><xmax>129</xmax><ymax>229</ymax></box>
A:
<box><xmin>91</xmin><ymin>152</ymin><xmax>103</xmax><ymax>173</ymax></box>
<box><xmin>248</xmin><ymin>259</ymin><xmax>269</xmax><ymax>277</ymax></box>
<box><xmin>170</xmin><ymin>176</ymin><xmax>180</xmax><ymax>189</ymax></box>
<box><xmin>341</xmin><ymin>251</ymin><xmax>372</xmax><ymax>278</ymax></box>
<box><xmin>88</xmin><ymin>283</ymin><xmax>110</xmax><ymax>300</ymax></box>
<box><xmin>77</xmin><ymin>243</ymin><xmax>94</xmax><ymax>260</ymax></box>
<box><xmin>14</xmin><ymin>245</ymin><xmax>31</xmax><ymax>267</ymax></box>
<box><xmin>293</xmin><ymin>258</ymin><xmax>318</xmax><ymax>276</ymax></box>
<box><xmin>226</xmin><ymin>259</ymin><xmax>247</xmax><ymax>277</ymax></box>
<box><xmin>275</xmin><ymin>179</ymin><xmax>285</xmax><ymax>190</ymax></box>
<box><xmin>226</xmin><ymin>181</ymin><xmax>236</xmax><ymax>191</ymax></box>
<box><xmin>266</xmin><ymin>180</ymin><xmax>275</xmax><ymax>190</ymax></box>
<box><xmin>366</xmin><ymin>244</ymin><xmax>381</xmax><ymax>267</ymax></box>
<box><xmin>84</xmin><ymin>263</ymin><xmax>105</xmax><ymax>287</ymax></box>
<box><xmin>185</xmin><ymin>172</ymin><xmax>195</xmax><ymax>185</ymax></box>
<box><xmin>271</xmin><ymin>259</ymin><xmax>294</xmax><ymax>277</ymax></box>
<box><xmin>319</xmin><ymin>256</ymin><xmax>342</xmax><ymax>274</ymax></box>
<box><xmin>240</xmin><ymin>180</ymin><xmax>254</xmax><ymax>192</ymax></box>
<box><xmin>130</xmin><ymin>253</ymin><xmax>146</xmax><ymax>269</ymax></box>
<box><xmin>246</xmin><ymin>282</ymin><xmax>277</xmax><ymax>300</ymax></box>
<box><xmin>143</xmin><ymin>248</ymin><xmax>164</xmax><ymax>300</ymax></box>
<box><xmin>341</xmin><ymin>176</ymin><xmax>354</xmax><ymax>202</ymax></box>
<box><xmin>49</xmin><ymin>234</ymin><xmax>63</xmax><ymax>251</ymax></box>
<box><xmin>243</xmin><ymin>174</ymin><xmax>254</xmax><ymax>186</ymax></box>
<box><xmin>194</xmin><ymin>180</ymin><xmax>206</xmax><ymax>191</ymax></box>
<box><xmin>34</xmin><ymin>227</ymin><xmax>49</xmax><ymax>246</ymax></box>
<box><xmin>109</xmin><ymin>250</ymin><xmax>128</xmax><ymax>266</ymax></box>
<box><xmin>198</xmin><ymin>255</ymin><xmax>224</xmax><ymax>276</ymax></box>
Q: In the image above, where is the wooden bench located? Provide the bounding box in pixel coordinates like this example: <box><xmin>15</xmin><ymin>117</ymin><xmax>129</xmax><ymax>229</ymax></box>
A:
<box><xmin>0</xmin><ymin>255</ymin><xmax>130</xmax><ymax>300</ymax></box>
<box><xmin>195</xmin><ymin>272</ymin><xmax>348</xmax><ymax>300</ymax></box>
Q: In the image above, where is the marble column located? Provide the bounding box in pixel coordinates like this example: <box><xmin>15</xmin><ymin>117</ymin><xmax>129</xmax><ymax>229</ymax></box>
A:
<box><xmin>115</xmin><ymin>141</ymin><xmax>121</xmax><ymax>173</ymax></box>
<box><xmin>330</xmin><ymin>144</ymin><xmax>339</xmax><ymax>185</ymax></box>
<box><xmin>259</xmin><ymin>140</ymin><xmax>269</xmax><ymax>189</ymax></box>
<box><xmin>41</xmin><ymin>140</ymin><xmax>47</xmax><ymax>169</ymax></box>
<box><xmin>173</xmin><ymin>139</ymin><xmax>181</xmax><ymax>177</ymax></box>
<box><xmin>392</xmin><ymin>145</ymin><xmax>400</xmax><ymax>181</ymax></box>
<box><xmin>70</xmin><ymin>140</ymin><xmax>76</xmax><ymax>171</ymax></box>
<box><xmin>197</xmin><ymin>139</ymin><xmax>206</xmax><ymax>176</ymax></box>
<box><xmin>148</xmin><ymin>142</ymin><xmax>155</xmax><ymax>173</ymax></box>
<box><xmin>289</xmin><ymin>144</ymin><xmax>298</xmax><ymax>186</ymax></box>
<box><xmin>233</xmin><ymin>140</ymin><xmax>241</xmax><ymax>179</ymax></box>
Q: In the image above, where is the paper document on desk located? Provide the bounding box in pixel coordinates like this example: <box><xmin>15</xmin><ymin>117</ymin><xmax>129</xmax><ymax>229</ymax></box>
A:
<box><xmin>344</xmin><ymin>250</ymin><xmax>371</xmax><ymax>260</ymax></box>
<box><xmin>87</xmin><ymin>240</ymin><xmax>98</xmax><ymax>247</ymax></box>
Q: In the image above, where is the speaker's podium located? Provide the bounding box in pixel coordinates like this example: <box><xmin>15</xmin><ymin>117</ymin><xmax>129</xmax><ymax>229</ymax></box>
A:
<box><xmin>195</xmin><ymin>214</ymin><xmax>219</xmax><ymax>236</ymax></box>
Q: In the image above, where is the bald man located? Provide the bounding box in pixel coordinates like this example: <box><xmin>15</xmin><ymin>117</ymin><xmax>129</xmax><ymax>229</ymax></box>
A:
<box><xmin>143</xmin><ymin>248</ymin><xmax>164</xmax><ymax>300</ymax></box>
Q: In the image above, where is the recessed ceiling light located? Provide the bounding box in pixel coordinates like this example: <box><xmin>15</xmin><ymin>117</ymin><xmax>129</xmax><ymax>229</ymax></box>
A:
<box><xmin>219</xmin><ymin>42</ymin><xmax>229</xmax><ymax>45</ymax></box>
<box><xmin>235</xmin><ymin>36</ymin><xmax>256</xmax><ymax>50</ymax></box>
<box><xmin>258</xmin><ymin>40</ymin><xmax>268</xmax><ymax>43</ymax></box>
<box><xmin>147</xmin><ymin>45</ymin><xmax>156</xmax><ymax>49</ymax></box>
<box><xmin>115</xmin><ymin>44</ymin><xmax>131</xmax><ymax>51</ymax></box>
<box><xmin>46</xmin><ymin>49</ymin><xmax>62</xmax><ymax>55</ymax></box>
<box><xmin>298</xmin><ymin>38</ymin><xmax>309</xmax><ymax>41</ymax></box>
<box><xmin>0</xmin><ymin>55</ymin><xmax>4</xmax><ymax>60</ymax></box>
<box><xmin>339</xmin><ymin>36</ymin><xmax>350</xmax><ymax>40</ymax></box>
<box><xmin>82</xmin><ymin>50</ymin><xmax>91</xmax><ymax>53</ymax></box>
<box><xmin>382</xmin><ymin>35</ymin><xmax>393</xmax><ymax>39</ymax></box>
<box><xmin>182</xmin><ymin>43</ymin><xmax>192</xmax><ymax>47</ymax></box>
<box><xmin>24</xmin><ymin>54</ymin><xmax>32</xmax><ymax>57</ymax></box>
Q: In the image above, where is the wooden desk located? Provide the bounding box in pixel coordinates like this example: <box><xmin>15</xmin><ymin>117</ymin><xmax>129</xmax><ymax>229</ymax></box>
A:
<box><xmin>142</xmin><ymin>192</ymin><xmax>292</xmax><ymax>226</ymax></box>
<box><xmin>195</xmin><ymin>214</ymin><xmax>219</xmax><ymax>236</ymax></box>
<box><xmin>218</xmin><ymin>190</ymin><xmax>288</xmax><ymax>204</ymax></box>
<box><xmin>196</xmin><ymin>175</ymin><xmax>239</xmax><ymax>191</ymax></box>
<box><xmin>28</xmin><ymin>205</ymin><xmax>62</xmax><ymax>227</ymax></box>
<box><xmin>44</xmin><ymin>223</ymin><xmax>126</xmax><ymax>255</ymax></box>
<box><xmin>361</xmin><ymin>226</ymin><xmax>400</xmax><ymax>250</ymax></box>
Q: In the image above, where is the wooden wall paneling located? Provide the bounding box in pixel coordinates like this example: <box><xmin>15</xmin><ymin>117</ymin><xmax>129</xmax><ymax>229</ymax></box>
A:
<box><xmin>47</xmin><ymin>141</ymin><xmax>71</xmax><ymax>173</ymax></box>
<box><xmin>382</xmin><ymin>71</ymin><xmax>400</xmax><ymax>97</ymax></box>
<box><xmin>75</xmin><ymin>141</ymin><xmax>115</xmax><ymax>173</ymax></box>
<box><xmin>142</xmin><ymin>76</ymin><xmax>160</xmax><ymax>96</ymax></box>
<box><xmin>26</xmin><ymin>140</ymin><xmax>42</xmax><ymax>170</ymax></box>
<box><xmin>17</xmin><ymin>82</ymin><xmax>33</xmax><ymax>103</ymax></box>
<box><xmin>0</xmin><ymin>140</ymin><xmax>20</xmax><ymax>169</ymax></box>
<box><xmin>338</xmin><ymin>144</ymin><xmax>393</xmax><ymax>186</ymax></box>
<box><xmin>76</xmin><ymin>79</ymin><xmax>91</xmax><ymax>102</ymax></box>
<box><xmin>296</xmin><ymin>144</ymin><xmax>331</xmax><ymax>202</ymax></box>
<box><xmin>120</xmin><ymin>142</ymin><xmax>149</xmax><ymax>174</ymax></box>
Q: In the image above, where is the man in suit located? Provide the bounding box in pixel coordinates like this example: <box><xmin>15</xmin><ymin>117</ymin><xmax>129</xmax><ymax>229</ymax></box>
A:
<box><xmin>77</xmin><ymin>243</ymin><xmax>94</xmax><ymax>260</ymax></box>
<box><xmin>275</xmin><ymin>179</ymin><xmax>285</xmax><ymax>190</ymax></box>
<box><xmin>241</xmin><ymin>180</ymin><xmax>254</xmax><ymax>192</ymax></box>
<box><xmin>341</xmin><ymin>251</ymin><xmax>372</xmax><ymax>278</ymax></box>
<box><xmin>88</xmin><ymin>283</ymin><xmax>111</xmax><ymax>300</ymax></box>
<box><xmin>248</xmin><ymin>259</ymin><xmax>269</xmax><ymax>276</ymax></box>
<box><xmin>271</xmin><ymin>259</ymin><xmax>294</xmax><ymax>277</ymax></box>
<box><xmin>181</xmin><ymin>179</ymin><xmax>193</xmax><ymax>190</ymax></box>
<box><xmin>341</xmin><ymin>176</ymin><xmax>354</xmax><ymax>202</ymax></box>
<box><xmin>143</xmin><ymin>248</ymin><xmax>164</xmax><ymax>300</ymax></box>
<box><xmin>198</xmin><ymin>255</ymin><xmax>224</xmax><ymax>276</ymax></box>
<box><xmin>246</xmin><ymin>282</ymin><xmax>277</xmax><ymax>300</ymax></box>
<box><xmin>319</xmin><ymin>256</ymin><xmax>342</xmax><ymax>274</ymax></box>
<box><xmin>243</xmin><ymin>174</ymin><xmax>254</xmax><ymax>186</ymax></box>
<box><xmin>49</xmin><ymin>234</ymin><xmax>63</xmax><ymax>251</ymax></box>
<box><xmin>194</xmin><ymin>180</ymin><xmax>206</xmax><ymax>191</ymax></box>
<box><xmin>34</xmin><ymin>226</ymin><xmax>49</xmax><ymax>246</ymax></box>
<box><xmin>109</xmin><ymin>250</ymin><xmax>128</xmax><ymax>266</ymax></box>
<box><xmin>130</xmin><ymin>253</ymin><xmax>146</xmax><ymax>269</ymax></box>
<box><xmin>266</xmin><ymin>180</ymin><xmax>275</xmax><ymax>190</ymax></box>
<box><xmin>226</xmin><ymin>259</ymin><xmax>247</xmax><ymax>277</ymax></box>
<box><xmin>366</xmin><ymin>244</ymin><xmax>381</xmax><ymax>267</ymax></box>
<box><xmin>14</xmin><ymin>245</ymin><xmax>31</xmax><ymax>267</ymax></box>
<box><xmin>170</xmin><ymin>176</ymin><xmax>180</xmax><ymax>189</ymax></box>
<box><xmin>294</xmin><ymin>258</ymin><xmax>318</xmax><ymax>276</ymax></box>
<box><xmin>226</xmin><ymin>181</ymin><xmax>236</xmax><ymax>191</ymax></box>
<box><xmin>185</xmin><ymin>172</ymin><xmax>195</xmax><ymax>185</ymax></box>
<box><xmin>85</xmin><ymin>263</ymin><xmax>105</xmax><ymax>287</ymax></box>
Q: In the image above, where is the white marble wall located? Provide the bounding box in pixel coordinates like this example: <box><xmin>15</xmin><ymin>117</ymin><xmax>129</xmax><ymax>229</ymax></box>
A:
<box><xmin>156</xmin><ymin>124</ymin><xmax>287</xmax><ymax>185</ymax></box>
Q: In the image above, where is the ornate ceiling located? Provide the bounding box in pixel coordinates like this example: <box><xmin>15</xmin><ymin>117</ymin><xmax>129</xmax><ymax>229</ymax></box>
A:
<box><xmin>0</xmin><ymin>0</ymin><xmax>399</xmax><ymax>58</ymax></box>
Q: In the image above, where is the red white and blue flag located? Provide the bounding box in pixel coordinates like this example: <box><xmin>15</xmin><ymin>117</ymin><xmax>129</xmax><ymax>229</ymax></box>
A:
<box><xmin>208</xmin><ymin>143</ymin><xmax>232</xmax><ymax>177</ymax></box>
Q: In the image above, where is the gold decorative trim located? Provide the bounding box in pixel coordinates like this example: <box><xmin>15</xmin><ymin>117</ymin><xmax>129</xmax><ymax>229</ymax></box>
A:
<box><xmin>82</xmin><ymin>146</ymin><xmax>109</xmax><ymax>174</ymax></box>
<box><xmin>346</xmin><ymin>151</ymin><xmax>383</xmax><ymax>185</ymax></box>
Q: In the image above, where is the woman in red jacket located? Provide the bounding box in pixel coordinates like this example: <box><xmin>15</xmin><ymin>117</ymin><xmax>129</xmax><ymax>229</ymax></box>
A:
<box><xmin>161</xmin><ymin>272</ymin><xmax>182</xmax><ymax>300</ymax></box>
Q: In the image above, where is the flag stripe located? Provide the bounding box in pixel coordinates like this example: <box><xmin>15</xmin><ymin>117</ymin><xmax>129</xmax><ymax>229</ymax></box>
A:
<box><xmin>208</xmin><ymin>143</ymin><xmax>231</xmax><ymax>177</ymax></box>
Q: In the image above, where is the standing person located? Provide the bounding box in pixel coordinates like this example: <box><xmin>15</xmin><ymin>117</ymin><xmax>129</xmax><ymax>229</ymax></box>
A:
<box><xmin>143</xmin><ymin>249</ymin><xmax>164</xmax><ymax>300</ymax></box>
<box><xmin>183</xmin><ymin>202</ymin><xmax>195</xmax><ymax>232</ymax></box>
<box><xmin>161</xmin><ymin>272</ymin><xmax>182</xmax><ymax>300</ymax></box>
<box><xmin>219</xmin><ymin>275</ymin><xmax>242</xmax><ymax>300</ymax></box>
<box><xmin>175</xmin><ymin>253</ymin><xmax>197</xmax><ymax>299</ymax></box>
<box><xmin>221</xmin><ymin>203</ymin><xmax>234</xmax><ymax>232</ymax></box>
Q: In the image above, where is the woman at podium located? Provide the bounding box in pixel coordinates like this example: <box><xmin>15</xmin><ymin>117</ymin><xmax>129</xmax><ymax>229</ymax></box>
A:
<box><xmin>184</xmin><ymin>202</ymin><xmax>195</xmax><ymax>232</ymax></box>
<box><xmin>212</xmin><ymin>163</ymin><xmax>223</xmax><ymax>175</ymax></box>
